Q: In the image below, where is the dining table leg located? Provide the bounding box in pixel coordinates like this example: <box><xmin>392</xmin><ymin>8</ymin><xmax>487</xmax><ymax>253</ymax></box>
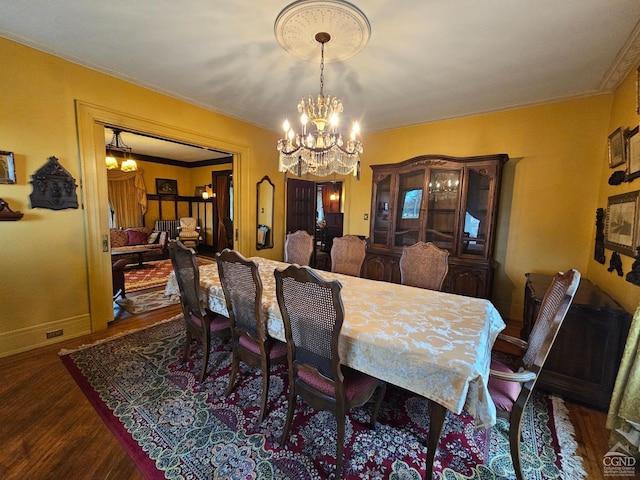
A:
<box><xmin>425</xmin><ymin>399</ymin><xmax>447</xmax><ymax>479</ymax></box>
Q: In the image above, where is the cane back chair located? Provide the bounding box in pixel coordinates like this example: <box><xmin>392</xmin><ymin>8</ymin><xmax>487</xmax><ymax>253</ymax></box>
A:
<box><xmin>274</xmin><ymin>264</ymin><xmax>386</xmax><ymax>478</ymax></box>
<box><xmin>399</xmin><ymin>241</ymin><xmax>450</xmax><ymax>291</ymax></box>
<box><xmin>216</xmin><ymin>249</ymin><xmax>287</xmax><ymax>422</ymax></box>
<box><xmin>168</xmin><ymin>240</ymin><xmax>231</xmax><ymax>382</ymax></box>
<box><xmin>488</xmin><ymin>269</ymin><xmax>580</xmax><ymax>480</ymax></box>
<box><xmin>284</xmin><ymin>230</ymin><xmax>314</xmax><ymax>266</ymax></box>
<box><xmin>330</xmin><ymin>234</ymin><xmax>367</xmax><ymax>277</ymax></box>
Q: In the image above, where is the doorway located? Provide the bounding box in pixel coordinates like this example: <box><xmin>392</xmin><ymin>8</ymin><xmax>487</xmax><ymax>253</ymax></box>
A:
<box><xmin>76</xmin><ymin>100</ymin><xmax>249</xmax><ymax>331</ymax></box>
<box><xmin>285</xmin><ymin>178</ymin><xmax>343</xmax><ymax>268</ymax></box>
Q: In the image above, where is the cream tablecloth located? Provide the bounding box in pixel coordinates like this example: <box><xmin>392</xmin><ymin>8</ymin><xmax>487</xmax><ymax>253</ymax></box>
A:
<box><xmin>165</xmin><ymin>257</ymin><xmax>505</xmax><ymax>429</ymax></box>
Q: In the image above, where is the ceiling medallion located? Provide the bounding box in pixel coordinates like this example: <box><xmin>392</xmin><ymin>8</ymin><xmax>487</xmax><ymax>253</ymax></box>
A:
<box><xmin>274</xmin><ymin>0</ymin><xmax>371</xmax><ymax>63</ymax></box>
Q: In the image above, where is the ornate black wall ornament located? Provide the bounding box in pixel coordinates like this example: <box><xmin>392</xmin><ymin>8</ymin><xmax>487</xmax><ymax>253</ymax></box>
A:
<box><xmin>608</xmin><ymin>251</ymin><xmax>624</xmax><ymax>276</ymax></box>
<box><xmin>608</xmin><ymin>170</ymin><xmax>626</xmax><ymax>185</ymax></box>
<box><xmin>594</xmin><ymin>207</ymin><xmax>606</xmax><ymax>264</ymax></box>
<box><xmin>626</xmin><ymin>247</ymin><xmax>640</xmax><ymax>286</ymax></box>
<box><xmin>29</xmin><ymin>156</ymin><xmax>78</xmax><ymax>210</ymax></box>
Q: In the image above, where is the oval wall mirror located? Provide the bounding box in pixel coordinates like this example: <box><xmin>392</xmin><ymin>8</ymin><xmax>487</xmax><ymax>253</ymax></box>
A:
<box><xmin>256</xmin><ymin>175</ymin><xmax>274</xmax><ymax>250</ymax></box>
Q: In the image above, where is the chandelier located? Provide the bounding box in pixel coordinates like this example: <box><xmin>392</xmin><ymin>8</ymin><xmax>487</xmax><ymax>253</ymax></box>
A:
<box><xmin>277</xmin><ymin>31</ymin><xmax>363</xmax><ymax>179</ymax></box>
<box><xmin>105</xmin><ymin>129</ymin><xmax>138</xmax><ymax>172</ymax></box>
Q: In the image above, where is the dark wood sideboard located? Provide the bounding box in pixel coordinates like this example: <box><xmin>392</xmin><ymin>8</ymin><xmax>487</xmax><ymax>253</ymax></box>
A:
<box><xmin>523</xmin><ymin>273</ymin><xmax>631</xmax><ymax>411</ymax></box>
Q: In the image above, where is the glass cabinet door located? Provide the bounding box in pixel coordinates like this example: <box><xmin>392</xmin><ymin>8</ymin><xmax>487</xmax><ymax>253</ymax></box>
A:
<box><xmin>425</xmin><ymin>169</ymin><xmax>461</xmax><ymax>251</ymax></box>
<box><xmin>372</xmin><ymin>175</ymin><xmax>391</xmax><ymax>246</ymax></box>
<box><xmin>462</xmin><ymin>169</ymin><xmax>491</xmax><ymax>256</ymax></box>
<box><xmin>394</xmin><ymin>170</ymin><xmax>424</xmax><ymax>247</ymax></box>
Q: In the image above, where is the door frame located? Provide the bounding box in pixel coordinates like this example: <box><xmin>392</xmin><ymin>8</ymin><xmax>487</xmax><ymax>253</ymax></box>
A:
<box><xmin>76</xmin><ymin>101</ymin><xmax>249</xmax><ymax>332</ymax></box>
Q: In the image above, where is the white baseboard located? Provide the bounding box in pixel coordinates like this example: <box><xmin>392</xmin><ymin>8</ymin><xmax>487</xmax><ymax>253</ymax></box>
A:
<box><xmin>0</xmin><ymin>315</ymin><xmax>91</xmax><ymax>358</ymax></box>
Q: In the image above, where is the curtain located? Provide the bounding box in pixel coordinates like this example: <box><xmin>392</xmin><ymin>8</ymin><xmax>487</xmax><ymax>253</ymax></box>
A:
<box><xmin>607</xmin><ymin>303</ymin><xmax>640</xmax><ymax>459</ymax></box>
<box><xmin>216</xmin><ymin>175</ymin><xmax>231</xmax><ymax>250</ymax></box>
<box><xmin>107</xmin><ymin>169</ymin><xmax>147</xmax><ymax>228</ymax></box>
<box><xmin>321</xmin><ymin>182</ymin><xmax>341</xmax><ymax>214</ymax></box>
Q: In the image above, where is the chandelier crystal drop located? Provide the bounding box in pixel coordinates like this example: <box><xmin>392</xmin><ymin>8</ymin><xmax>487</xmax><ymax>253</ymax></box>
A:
<box><xmin>277</xmin><ymin>32</ymin><xmax>362</xmax><ymax>179</ymax></box>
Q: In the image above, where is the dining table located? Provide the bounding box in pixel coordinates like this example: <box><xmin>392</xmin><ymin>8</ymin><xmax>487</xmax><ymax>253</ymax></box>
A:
<box><xmin>165</xmin><ymin>256</ymin><xmax>506</xmax><ymax>479</ymax></box>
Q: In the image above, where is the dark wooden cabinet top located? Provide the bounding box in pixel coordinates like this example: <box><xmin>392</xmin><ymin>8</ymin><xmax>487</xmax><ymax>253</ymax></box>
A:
<box><xmin>525</xmin><ymin>273</ymin><xmax>626</xmax><ymax>315</ymax></box>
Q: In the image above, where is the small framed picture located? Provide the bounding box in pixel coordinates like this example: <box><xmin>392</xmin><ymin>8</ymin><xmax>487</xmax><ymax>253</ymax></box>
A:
<box><xmin>605</xmin><ymin>190</ymin><xmax>640</xmax><ymax>257</ymax></box>
<box><xmin>156</xmin><ymin>178</ymin><xmax>178</xmax><ymax>195</ymax></box>
<box><xmin>626</xmin><ymin>126</ymin><xmax>640</xmax><ymax>180</ymax></box>
<box><xmin>0</xmin><ymin>151</ymin><xmax>16</xmax><ymax>184</ymax></box>
<box><xmin>608</xmin><ymin>128</ymin><xmax>625</xmax><ymax>168</ymax></box>
<box><xmin>194</xmin><ymin>186</ymin><xmax>205</xmax><ymax>197</ymax></box>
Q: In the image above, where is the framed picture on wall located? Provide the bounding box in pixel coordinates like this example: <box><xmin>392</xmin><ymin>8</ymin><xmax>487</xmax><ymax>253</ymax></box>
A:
<box><xmin>0</xmin><ymin>151</ymin><xmax>16</xmax><ymax>184</ymax></box>
<box><xmin>627</xmin><ymin>126</ymin><xmax>640</xmax><ymax>180</ymax></box>
<box><xmin>156</xmin><ymin>178</ymin><xmax>178</xmax><ymax>196</ymax></box>
<box><xmin>608</xmin><ymin>128</ymin><xmax>625</xmax><ymax>168</ymax></box>
<box><xmin>605</xmin><ymin>190</ymin><xmax>640</xmax><ymax>257</ymax></box>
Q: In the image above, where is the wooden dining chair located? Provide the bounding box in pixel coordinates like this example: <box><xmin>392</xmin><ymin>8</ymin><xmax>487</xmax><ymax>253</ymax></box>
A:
<box><xmin>274</xmin><ymin>264</ymin><xmax>386</xmax><ymax>478</ymax></box>
<box><xmin>330</xmin><ymin>234</ymin><xmax>367</xmax><ymax>277</ymax></box>
<box><xmin>285</xmin><ymin>230</ymin><xmax>314</xmax><ymax>266</ymax></box>
<box><xmin>399</xmin><ymin>241</ymin><xmax>449</xmax><ymax>290</ymax></box>
<box><xmin>216</xmin><ymin>249</ymin><xmax>287</xmax><ymax>422</ymax></box>
<box><xmin>488</xmin><ymin>269</ymin><xmax>580</xmax><ymax>480</ymax></box>
<box><xmin>168</xmin><ymin>240</ymin><xmax>231</xmax><ymax>382</ymax></box>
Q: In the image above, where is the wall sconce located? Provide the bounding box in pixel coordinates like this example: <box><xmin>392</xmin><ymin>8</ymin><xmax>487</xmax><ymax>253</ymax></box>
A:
<box><xmin>201</xmin><ymin>183</ymin><xmax>215</xmax><ymax>200</ymax></box>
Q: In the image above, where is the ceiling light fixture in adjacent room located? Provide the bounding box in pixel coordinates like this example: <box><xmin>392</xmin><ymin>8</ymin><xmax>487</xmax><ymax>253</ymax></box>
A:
<box><xmin>105</xmin><ymin>129</ymin><xmax>138</xmax><ymax>172</ymax></box>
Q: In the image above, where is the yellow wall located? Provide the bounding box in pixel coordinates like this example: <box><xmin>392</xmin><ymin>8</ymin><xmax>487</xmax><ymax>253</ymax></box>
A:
<box><xmin>588</xmin><ymin>61</ymin><xmax>640</xmax><ymax>314</ymax></box>
<box><xmin>0</xmin><ymin>37</ymin><xmax>281</xmax><ymax>356</ymax></box>
<box><xmin>1</xmin><ymin>34</ymin><xmax>639</xmax><ymax>357</ymax></box>
<box><xmin>353</xmin><ymin>95</ymin><xmax>614</xmax><ymax>319</ymax></box>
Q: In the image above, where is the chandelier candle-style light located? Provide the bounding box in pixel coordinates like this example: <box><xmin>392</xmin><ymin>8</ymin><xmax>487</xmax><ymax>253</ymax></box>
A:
<box><xmin>277</xmin><ymin>32</ymin><xmax>363</xmax><ymax>178</ymax></box>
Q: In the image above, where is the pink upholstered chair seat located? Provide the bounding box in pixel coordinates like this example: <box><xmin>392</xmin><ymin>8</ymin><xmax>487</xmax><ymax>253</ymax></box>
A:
<box><xmin>488</xmin><ymin>359</ymin><xmax>523</xmax><ymax>411</ymax></box>
<box><xmin>298</xmin><ymin>367</ymin><xmax>381</xmax><ymax>402</ymax></box>
<box><xmin>187</xmin><ymin>311</ymin><xmax>231</xmax><ymax>333</ymax></box>
<box><xmin>239</xmin><ymin>334</ymin><xmax>288</xmax><ymax>359</ymax></box>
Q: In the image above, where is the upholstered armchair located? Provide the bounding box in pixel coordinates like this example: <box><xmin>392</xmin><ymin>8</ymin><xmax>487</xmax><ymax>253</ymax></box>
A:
<box><xmin>177</xmin><ymin>217</ymin><xmax>201</xmax><ymax>249</ymax></box>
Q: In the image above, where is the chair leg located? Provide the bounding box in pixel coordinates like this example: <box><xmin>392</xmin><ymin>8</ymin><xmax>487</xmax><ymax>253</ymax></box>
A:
<box><xmin>199</xmin><ymin>329</ymin><xmax>211</xmax><ymax>383</ymax></box>
<box><xmin>370</xmin><ymin>382</ymin><xmax>387</xmax><ymax>427</ymax></box>
<box><xmin>258</xmin><ymin>356</ymin><xmax>271</xmax><ymax>423</ymax></box>
<box><xmin>182</xmin><ymin>330</ymin><xmax>193</xmax><ymax>363</ymax></box>
<box><xmin>225</xmin><ymin>344</ymin><xmax>239</xmax><ymax>396</ymax></box>
<box><xmin>335</xmin><ymin>404</ymin><xmax>346</xmax><ymax>479</ymax></box>
<box><xmin>509</xmin><ymin>406</ymin><xmax>526</xmax><ymax>480</ymax></box>
<box><xmin>281</xmin><ymin>377</ymin><xmax>296</xmax><ymax>445</ymax></box>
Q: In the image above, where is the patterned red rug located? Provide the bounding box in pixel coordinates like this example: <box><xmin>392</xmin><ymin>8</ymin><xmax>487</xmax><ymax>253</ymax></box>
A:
<box><xmin>60</xmin><ymin>317</ymin><xmax>586</xmax><ymax>479</ymax></box>
<box><xmin>124</xmin><ymin>257</ymin><xmax>215</xmax><ymax>293</ymax></box>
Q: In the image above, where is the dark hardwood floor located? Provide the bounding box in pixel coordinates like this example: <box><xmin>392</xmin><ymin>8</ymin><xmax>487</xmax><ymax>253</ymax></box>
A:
<box><xmin>0</xmin><ymin>307</ymin><xmax>618</xmax><ymax>479</ymax></box>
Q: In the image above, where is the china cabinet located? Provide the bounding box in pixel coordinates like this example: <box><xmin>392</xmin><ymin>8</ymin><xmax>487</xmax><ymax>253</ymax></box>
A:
<box><xmin>364</xmin><ymin>154</ymin><xmax>508</xmax><ymax>298</ymax></box>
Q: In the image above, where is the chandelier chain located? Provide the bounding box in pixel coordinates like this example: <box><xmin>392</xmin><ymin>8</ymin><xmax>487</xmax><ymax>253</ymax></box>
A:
<box><xmin>319</xmin><ymin>41</ymin><xmax>325</xmax><ymax>97</ymax></box>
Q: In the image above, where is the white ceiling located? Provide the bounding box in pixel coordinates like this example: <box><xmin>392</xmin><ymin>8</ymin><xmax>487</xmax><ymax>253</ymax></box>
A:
<box><xmin>104</xmin><ymin>129</ymin><xmax>231</xmax><ymax>162</ymax></box>
<box><xmin>2</xmin><ymin>0</ymin><xmax>640</xmax><ymax>141</ymax></box>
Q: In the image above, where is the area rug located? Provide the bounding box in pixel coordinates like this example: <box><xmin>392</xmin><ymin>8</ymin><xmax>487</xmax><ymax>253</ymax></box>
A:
<box><xmin>116</xmin><ymin>287</ymin><xmax>180</xmax><ymax>315</ymax></box>
<box><xmin>59</xmin><ymin>318</ymin><xmax>586</xmax><ymax>480</ymax></box>
<box><xmin>124</xmin><ymin>256</ymin><xmax>215</xmax><ymax>293</ymax></box>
